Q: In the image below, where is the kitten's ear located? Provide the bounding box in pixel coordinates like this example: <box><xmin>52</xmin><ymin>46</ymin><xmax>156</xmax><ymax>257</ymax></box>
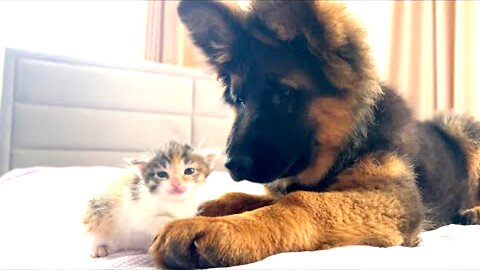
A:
<box><xmin>183</xmin><ymin>143</ymin><xmax>193</xmax><ymax>151</ymax></box>
<box><xmin>123</xmin><ymin>157</ymin><xmax>149</xmax><ymax>172</ymax></box>
<box><xmin>178</xmin><ymin>0</ymin><xmax>244</xmax><ymax>65</ymax></box>
<box><xmin>196</xmin><ymin>148</ymin><xmax>223</xmax><ymax>170</ymax></box>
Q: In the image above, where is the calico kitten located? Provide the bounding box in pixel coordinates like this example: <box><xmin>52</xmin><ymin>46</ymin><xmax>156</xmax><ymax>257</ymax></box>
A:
<box><xmin>83</xmin><ymin>141</ymin><xmax>218</xmax><ymax>258</ymax></box>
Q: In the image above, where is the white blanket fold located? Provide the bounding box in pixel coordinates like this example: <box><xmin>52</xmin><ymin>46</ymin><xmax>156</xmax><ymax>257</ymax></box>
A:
<box><xmin>0</xmin><ymin>167</ymin><xmax>478</xmax><ymax>269</ymax></box>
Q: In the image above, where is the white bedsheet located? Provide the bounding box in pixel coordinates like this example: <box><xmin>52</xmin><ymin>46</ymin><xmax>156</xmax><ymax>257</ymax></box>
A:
<box><xmin>0</xmin><ymin>167</ymin><xmax>478</xmax><ymax>269</ymax></box>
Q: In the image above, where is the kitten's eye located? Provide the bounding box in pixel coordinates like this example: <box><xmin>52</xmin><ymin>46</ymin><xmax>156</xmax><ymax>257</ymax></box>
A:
<box><xmin>155</xmin><ymin>171</ymin><xmax>169</xmax><ymax>179</ymax></box>
<box><xmin>184</xmin><ymin>168</ymin><xmax>195</xmax><ymax>175</ymax></box>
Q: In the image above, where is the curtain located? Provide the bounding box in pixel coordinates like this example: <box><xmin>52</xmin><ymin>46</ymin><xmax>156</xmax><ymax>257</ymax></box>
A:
<box><xmin>386</xmin><ymin>1</ymin><xmax>480</xmax><ymax>119</ymax></box>
<box><xmin>144</xmin><ymin>0</ymin><xmax>204</xmax><ymax>67</ymax></box>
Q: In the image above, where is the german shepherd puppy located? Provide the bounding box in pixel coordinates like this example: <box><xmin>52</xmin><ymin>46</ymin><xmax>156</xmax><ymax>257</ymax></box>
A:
<box><xmin>149</xmin><ymin>1</ymin><xmax>480</xmax><ymax>268</ymax></box>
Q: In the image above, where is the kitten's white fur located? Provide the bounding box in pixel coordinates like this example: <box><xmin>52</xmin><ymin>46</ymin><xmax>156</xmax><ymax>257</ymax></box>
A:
<box><xmin>84</xmin><ymin>144</ymin><xmax>221</xmax><ymax>258</ymax></box>
<box><xmin>86</xmin><ymin>173</ymin><xmax>204</xmax><ymax>257</ymax></box>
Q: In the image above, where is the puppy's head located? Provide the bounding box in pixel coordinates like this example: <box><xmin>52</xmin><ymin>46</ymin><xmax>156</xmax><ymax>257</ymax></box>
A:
<box><xmin>178</xmin><ymin>1</ymin><xmax>381</xmax><ymax>184</ymax></box>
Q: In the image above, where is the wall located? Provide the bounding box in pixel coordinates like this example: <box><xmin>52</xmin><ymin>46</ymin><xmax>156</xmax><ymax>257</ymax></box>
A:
<box><xmin>343</xmin><ymin>1</ymin><xmax>394</xmax><ymax>81</ymax></box>
<box><xmin>0</xmin><ymin>1</ymin><xmax>149</xmax><ymax>102</ymax></box>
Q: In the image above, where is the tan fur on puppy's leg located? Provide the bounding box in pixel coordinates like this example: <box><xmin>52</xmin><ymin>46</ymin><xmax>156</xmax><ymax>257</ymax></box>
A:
<box><xmin>150</xmin><ymin>153</ymin><xmax>424</xmax><ymax>268</ymax></box>
<box><xmin>458</xmin><ymin>206</ymin><xmax>480</xmax><ymax>224</ymax></box>
<box><xmin>198</xmin><ymin>192</ymin><xmax>275</xmax><ymax>217</ymax></box>
<box><xmin>150</xmin><ymin>190</ymin><xmax>414</xmax><ymax>268</ymax></box>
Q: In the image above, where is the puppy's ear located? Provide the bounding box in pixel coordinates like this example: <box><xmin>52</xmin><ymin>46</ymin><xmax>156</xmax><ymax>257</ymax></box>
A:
<box><xmin>251</xmin><ymin>1</ymin><xmax>378</xmax><ymax>91</ymax></box>
<box><xmin>178</xmin><ymin>1</ymin><xmax>244</xmax><ymax>65</ymax></box>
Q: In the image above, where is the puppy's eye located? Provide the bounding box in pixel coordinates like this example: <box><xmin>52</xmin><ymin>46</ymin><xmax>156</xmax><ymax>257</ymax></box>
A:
<box><xmin>234</xmin><ymin>95</ymin><xmax>246</xmax><ymax>106</ymax></box>
<box><xmin>281</xmin><ymin>86</ymin><xmax>293</xmax><ymax>97</ymax></box>
<box><xmin>184</xmin><ymin>168</ymin><xmax>195</xmax><ymax>175</ymax></box>
<box><xmin>155</xmin><ymin>171</ymin><xmax>169</xmax><ymax>179</ymax></box>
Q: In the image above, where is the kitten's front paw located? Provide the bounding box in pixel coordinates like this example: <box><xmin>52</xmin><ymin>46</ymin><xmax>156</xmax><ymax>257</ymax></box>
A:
<box><xmin>91</xmin><ymin>245</ymin><xmax>110</xmax><ymax>258</ymax></box>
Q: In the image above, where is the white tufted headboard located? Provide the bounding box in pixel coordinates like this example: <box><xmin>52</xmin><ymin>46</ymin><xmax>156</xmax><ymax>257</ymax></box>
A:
<box><xmin>0</xmin><ymin>48</ymin><xmax>232</xmax><ymax>174</ymax></box>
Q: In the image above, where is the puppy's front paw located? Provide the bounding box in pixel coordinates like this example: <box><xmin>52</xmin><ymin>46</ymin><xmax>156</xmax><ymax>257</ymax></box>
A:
<box><xmin>197</xmin><ymin>193</ymin><xmax>274</xmax><ymax>217</ymax></box>
<box><xmin>149</xmin><ymin>217</ymin><xmax>259</xmax><ymax>269</ymax></box>
<box><xmin>197</xmin><ymin>199</ymin><xmax>232</xmax><ymax>217</ymax></box>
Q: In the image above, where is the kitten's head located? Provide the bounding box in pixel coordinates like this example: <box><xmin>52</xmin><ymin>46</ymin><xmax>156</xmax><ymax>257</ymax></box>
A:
<box><xmin>126</xmin><ymin>141</ymin><xmax>219</xmax><ymax>200</ymax></box>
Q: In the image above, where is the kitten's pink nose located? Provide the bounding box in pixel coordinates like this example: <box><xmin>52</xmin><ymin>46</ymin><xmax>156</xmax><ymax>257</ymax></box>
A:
<box><xmin>168</xmin><ymin>184</ymin><xmax>186</xmax><ymax>195</ymax></box>
<box><xmin>169</xmin><ymin>177</ymin><xmax>186</xmax><ymax>194</ymax></box>
<box><xmin>170</xmin><ymin>177</ymin><xmax>181</xmax><ymax>187</ymax></box>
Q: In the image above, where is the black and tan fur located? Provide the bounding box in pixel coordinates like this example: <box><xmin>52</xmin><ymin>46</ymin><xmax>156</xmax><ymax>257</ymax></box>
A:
<box><xmin>149</xmin><ymin>1</ymin><xmax>480</xmax><ymax>268</ymax></box>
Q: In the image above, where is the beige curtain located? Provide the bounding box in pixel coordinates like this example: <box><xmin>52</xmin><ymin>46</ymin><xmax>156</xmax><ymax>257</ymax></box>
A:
<box><xmin>386</xmin><ymin>1</ymin><xmax>480</xmax><ymax>120</ymax></box>
<box><xmin>144</xmin><ymin>0</ymin><xmax>204</xmax><ymax>67</ymax></box>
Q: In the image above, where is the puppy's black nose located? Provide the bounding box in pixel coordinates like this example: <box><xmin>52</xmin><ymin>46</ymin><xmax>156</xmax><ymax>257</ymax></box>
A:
<box><xmin>225</xmin><ymin>156</ymin><xmax>253</xmax><ymax>181</ymax></box>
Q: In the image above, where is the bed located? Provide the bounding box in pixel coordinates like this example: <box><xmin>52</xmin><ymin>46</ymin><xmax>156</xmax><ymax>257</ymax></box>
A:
<box><xmin>0</xmin><ymin>48</ymin><xmax>479</xmax><ymax>269</ymax></box>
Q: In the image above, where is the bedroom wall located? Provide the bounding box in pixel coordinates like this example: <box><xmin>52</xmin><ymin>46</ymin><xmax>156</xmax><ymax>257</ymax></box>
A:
<box><xmin>343</xmin><ymin>1</ymin><xmax>394</xmax><ymax>81</ymax></box>
<box><xmin>0</xmin><ymin>49</ymin><xmax>4</xmax><ymax>104</ymax></box>
<box><xmin>0</xmin><ymin>49</ymin><xmax>231</xmax><ymax>173</ymax></box>
<box><xmin>0</xmin><ymin>1</ymin><xmax>149</xmax><ymax>103</ymax></box>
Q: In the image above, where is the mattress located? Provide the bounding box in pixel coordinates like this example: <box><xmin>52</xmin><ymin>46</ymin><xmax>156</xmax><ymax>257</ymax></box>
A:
<box><xmin>0</xmin><ymin>166</ymin><xmax>479</xmax><ymax>269</ymax></box>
